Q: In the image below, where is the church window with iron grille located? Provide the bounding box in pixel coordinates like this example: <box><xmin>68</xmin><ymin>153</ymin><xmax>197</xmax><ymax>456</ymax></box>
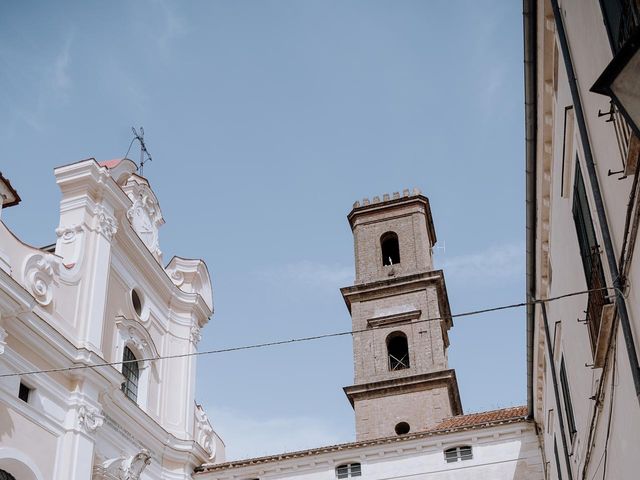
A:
<box><xmin>0</xmin><ymin>470</ymin><xmax>17</xmax><ymax>480</ymax></box>
<box><xmin>121</xmin><ymin>346</ymin><xmax>140</xmax><ymax>402</ymax></box>
<box><xmin>336</xmin><ymin>463</ymin><xmax>361</xmax><ymax>479</ymax></box>
<box><xmin>387</xmin><ymin>332</ymin><xmax>410</xmax><ymax>370</ymax></box>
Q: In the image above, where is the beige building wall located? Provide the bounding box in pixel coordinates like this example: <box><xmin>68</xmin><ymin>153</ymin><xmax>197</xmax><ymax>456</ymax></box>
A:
<box><xmin>527</xmin><ymin>1</ymin><xmax>640</xmax><ymax>479</ymax></box>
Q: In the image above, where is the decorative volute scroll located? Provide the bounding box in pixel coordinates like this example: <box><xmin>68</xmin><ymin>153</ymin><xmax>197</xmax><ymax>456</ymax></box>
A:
<box><xmin>165</xmin><ymin>256</ymin><xmax>214</xmax><ymax>312</ymax></box>
<box><xmin>22</xmin><ymin>253</ymin><xmax>60</xmax><ymax>306</ymax></box>
<box><xmin>93</xmin><ymin>449</ymin><xmax>151</xmax><ymax>480</ymax></box>
<box><xmin>194</xmin><ymin>403</ymin><xmax>217</xmax><ymax>460</ymax></box>
<box><xmin>77</xmin><ymin>404</ymin><xmax>104</xmax><ymax>433</ymax></box>
<box><xmin>122</xmin><ymin>175</ymin><xmax>165</xmax><ymax>261</ymax></box>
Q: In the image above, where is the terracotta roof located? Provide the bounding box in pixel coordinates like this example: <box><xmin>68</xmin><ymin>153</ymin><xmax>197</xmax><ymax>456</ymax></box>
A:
<box><xmin>98</xmin><ymin>159</ymin><xmax>123</xmax><ymax>169</ymax></box>
<box><xmin>196</xmin><ymin>406</ymin><xmax>529</xmax><ymax>474</ymax></box>
<box><xmin>434</xmin><ymin>406</ymin><xmax>529</xmax><ymax>430</ymax></box>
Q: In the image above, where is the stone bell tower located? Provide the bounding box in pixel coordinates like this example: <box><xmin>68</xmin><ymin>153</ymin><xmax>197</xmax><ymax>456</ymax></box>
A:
<box><xmin>341</xmin><ymin>188</ymin><xmax>462</xmax><ymax>441</ymax></box>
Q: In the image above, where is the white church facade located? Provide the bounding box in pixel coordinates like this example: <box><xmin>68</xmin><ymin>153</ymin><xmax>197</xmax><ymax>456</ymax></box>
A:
<box><xmin>0</xmin><ymin>159</ymin><xmax>223</xmax><ymax>479</ymax></box>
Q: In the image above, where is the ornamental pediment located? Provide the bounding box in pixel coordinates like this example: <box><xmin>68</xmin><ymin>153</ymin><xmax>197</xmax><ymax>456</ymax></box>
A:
<box><xmin>122</xmin><ymin>175</ymin><xmax>165</xmax><ymax>261</ymax></box>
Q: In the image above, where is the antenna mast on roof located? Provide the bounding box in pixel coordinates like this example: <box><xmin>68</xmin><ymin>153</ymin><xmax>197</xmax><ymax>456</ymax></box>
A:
<box><xmin>131</xmin><ymin>126</ymin><xmax>153</xmax><ymax>176</ymax></box>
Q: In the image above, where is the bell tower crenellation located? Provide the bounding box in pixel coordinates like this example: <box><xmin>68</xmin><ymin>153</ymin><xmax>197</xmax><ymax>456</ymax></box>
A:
<box><xmin>342</xmin><ymin>188</ymin><xmax>462</xmax><ymax>441</ymax></box>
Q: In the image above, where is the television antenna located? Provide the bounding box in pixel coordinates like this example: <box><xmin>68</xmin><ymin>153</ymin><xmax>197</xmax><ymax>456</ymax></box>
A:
<box><xmin>126</xmin><ymin>126</ymin><xmax>153</xmax><ymax>176</ymax></box>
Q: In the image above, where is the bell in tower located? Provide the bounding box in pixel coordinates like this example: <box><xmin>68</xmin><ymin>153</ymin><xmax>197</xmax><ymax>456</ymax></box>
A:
<box><xmin>341</xmin><ymin>189</ymin><xmax>462</xmax><ymax>441</ymax></box>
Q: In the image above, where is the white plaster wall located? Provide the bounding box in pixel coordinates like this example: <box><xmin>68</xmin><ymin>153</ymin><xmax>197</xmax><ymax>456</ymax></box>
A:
<box><xmin>195</xmin><ymin>423</ymin><xmax>543</xmax><ymax>480</ymax></box>
<box><xmin>533</xmin><ymin>1</ymin><xmax>640</xmax><ymax>479</ymax></box>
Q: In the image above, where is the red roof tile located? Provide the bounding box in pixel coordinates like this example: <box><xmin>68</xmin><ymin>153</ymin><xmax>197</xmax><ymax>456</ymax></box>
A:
<box><xmin>98</xmin><ymin>159</ymin><xmax>123</xmax><ymax>169</ymax></box>
<box><xmin>196</xmin><ymin>406</ymin><xmax>529</xmax><ymax>473</ymax></box>
<box><xmin>433</xmin><ymin>406</ymin><xmax>529</xmax><ymax>430</ymax></box>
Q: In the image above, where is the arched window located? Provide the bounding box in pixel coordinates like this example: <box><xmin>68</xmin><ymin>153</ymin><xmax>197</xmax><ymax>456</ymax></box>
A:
<box><xmin>444</xmin><ymin>446</ymin><xmax>473</xmax><ymax>463</ymax></box>
<box><xmin>381</xmin><ymin>232</ymin><xmax>400</xmax><ymax>266</ymax></box>
<box><xmin>336</xmin><ymin>463</ymin><xmax>361</xmax><ymax>479</ymax></box>
<box><xmin>0</xmin><ymin>470</ymin><xmax>17</xmax><ymax>480</ymax></box>
<box><xmin>121</xmin><ymin>346</ymin><xmax>140</xmax><ymax>402</ymax></box>
<box><xmin>387</xmin><ymin>332</ymin><xmax>410</xmax><ymax>370</ymax></box>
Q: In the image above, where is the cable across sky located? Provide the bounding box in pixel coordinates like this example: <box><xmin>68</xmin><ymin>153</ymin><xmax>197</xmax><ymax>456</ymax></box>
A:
<box><xmin>0</xmin><ymin>286</ymin><xmax>615</xmax><ymax>379</ymax></box>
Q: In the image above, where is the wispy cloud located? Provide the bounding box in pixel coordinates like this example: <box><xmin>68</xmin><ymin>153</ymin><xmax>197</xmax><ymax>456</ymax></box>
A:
<box><xmin>52</xmin><ymin>35</ymin><xmax>73</xmax><ymax>94</ymax></box>
<box><xmin>9</xmin><ymin>34</ymin><xmax>74</xmax><ymax>132</ymax></box>
<box><xmin>205</xmin><ymin>405</ymin><xmax>350</xmax><ymax>461</ymax></box>
<box><xmin>436</xmin><ymin>241</ymin><xmax>524</xmax><ymax>283</ymax></box>
<box><xmin>148</xmin><ymin>0</ymin><xmax>188</xmax><ymax>51</ymax></box>
<box><xmin>257</xmin><ymin>260</ymin><xmax>354</xmax><ymax>290</ymax></box>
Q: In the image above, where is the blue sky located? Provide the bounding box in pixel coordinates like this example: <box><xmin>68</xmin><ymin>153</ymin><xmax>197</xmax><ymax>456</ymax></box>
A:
<box><xmin>1</xmin><ymin>0</ymin><xmax>525</xmax><ymax>459</ymax></box>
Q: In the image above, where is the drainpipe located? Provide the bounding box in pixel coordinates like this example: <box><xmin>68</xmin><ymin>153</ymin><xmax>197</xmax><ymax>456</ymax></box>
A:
<box><xmin>549</xmin><ymin>0</ymin><xmax>640</xmax><ymax>404</ymax></box>
<box><xmin>523</xmin><ymin>0</ymin><xmax>537</xmax><ymax>420</ymax></box>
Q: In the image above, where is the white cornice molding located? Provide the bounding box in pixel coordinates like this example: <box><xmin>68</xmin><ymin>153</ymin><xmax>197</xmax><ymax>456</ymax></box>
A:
<box><xmin>110</xmin><ymin>246</ymin><xmax>211</xmax><ymax>331</ymax></box>
<box><xmin>100</xmin><ymin>390</ymin><xmax>210</xmax><ymax>466</ymax></box>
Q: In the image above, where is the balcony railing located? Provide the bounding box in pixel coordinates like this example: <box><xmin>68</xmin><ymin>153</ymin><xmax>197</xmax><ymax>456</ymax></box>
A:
<box><xmin>585</xmin><ymin>248</ymin><xmax>609</xmax><ymax>352</ymax></box>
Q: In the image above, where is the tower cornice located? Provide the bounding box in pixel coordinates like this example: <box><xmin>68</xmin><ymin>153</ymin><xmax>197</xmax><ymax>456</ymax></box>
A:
<box><xmin>347</xmin><ymin>193</ymin><xmax>437</xmax><ymax>245</ymax></box>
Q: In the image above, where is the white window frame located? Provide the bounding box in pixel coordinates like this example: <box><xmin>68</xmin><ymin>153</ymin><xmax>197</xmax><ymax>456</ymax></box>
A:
<box><xmin>444</xmin><ymin>445</ymin><xmax>473</xmax><ymax>463</ymax></box>
<box><xmin>114</xmin><ymin>316</ymin><xmax>159</xmax><ymax>409</ymax></box>
<box><xmin>336</xmin><ymin>462</ymin><xmax>361</xmax><ymax>479</ymax></box>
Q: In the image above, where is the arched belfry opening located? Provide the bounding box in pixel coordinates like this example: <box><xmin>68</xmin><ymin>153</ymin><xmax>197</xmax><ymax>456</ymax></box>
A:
<box><xmin>381</xmin><ymin>232</ymin><xmax>400</xmax><ymax>266</ymax></box>
<box><xmin>387</xmin><ymin>331</ymin><xmax>410</xmax><ymax>370</ymax></box>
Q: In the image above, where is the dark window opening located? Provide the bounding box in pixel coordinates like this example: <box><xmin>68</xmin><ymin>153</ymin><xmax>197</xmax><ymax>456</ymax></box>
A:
<box><xmin>336</xmin><ymin>463</ymin><xmax>361</xmax><ymax>479</ymax></box>
<box><xmin>387</xmin><ymin>332</ymin><xmax>410</xmax><ymax>371</ymax></box>
<box><xmin>132</xmin><ymin>289</ymin><xmax>143</xmax><ymax>316</ymax></box>
<box><xmin>560</xmin><ymin>357</ymin><xmax>577</xmax><ymax>438</ymax></box>
<box><xmin>554</xmin><ymin>437</ymin><xmax>563</xmax><ymax>480</ymax></box>
<box><xmin>573</xmin><ymin>163</ymin><xmax>609</xmax><ymax>351</ymax></box>
<box><xmin>0</xmin><ymin>469</ymin><xmax>17</xmax><ymax>480</ymax></box>
<box><xmin>18</xmin><ymin>382</ymin><xmax>31</xmax><ymax>403</ymax></box>
<box><xmin>599</xmin><ymin>0</ymin><xmax>640</xmax><ymax>53</ymax></box>
<box><xmin>121</xmin><ymin>346</ymin><xmax>140</xmax><ymax>403</ymax></box>
<box><xmin>395</xmin><ymin>422</ymin><xmax>410</xmax><ymax>435</ymax></box>
<box><xmin>444</xmin><ymin>446</ymin><xmax>473</xmax><ymax>463</ymax></box>
<box><xmin>381</xmin><ymin>232</ymin><xmax>400</xmax><ymax>266</ymax></box>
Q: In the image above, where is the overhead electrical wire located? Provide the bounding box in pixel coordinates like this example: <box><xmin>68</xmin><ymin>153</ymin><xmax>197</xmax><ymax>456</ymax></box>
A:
<box><xmin>0</xmin><ymin>286</ymin><xmax>616</xmax><ymax>379</ymax></box>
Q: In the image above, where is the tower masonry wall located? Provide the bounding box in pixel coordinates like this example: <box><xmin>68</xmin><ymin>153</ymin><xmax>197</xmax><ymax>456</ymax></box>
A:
<box><xmin>353</xmin><ymin>386</ymin><xmax>453</xmax><ymax>440</ymax></box>
<box><xmin>350</xmin><ymin>197</ymin><xmax>434</xmax><ymax>284</ymax></box>
<box><xmin>351</xmin><ymin>285</ymin><xmax>447</xmax><ymax>384</ymax></box>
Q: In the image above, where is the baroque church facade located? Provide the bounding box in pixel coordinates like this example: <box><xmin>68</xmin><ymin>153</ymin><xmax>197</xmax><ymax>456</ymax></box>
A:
<box><xmin>0</xmin><ymin>159</ymin><xmax>223</xmax><ymax>479</ymax></box>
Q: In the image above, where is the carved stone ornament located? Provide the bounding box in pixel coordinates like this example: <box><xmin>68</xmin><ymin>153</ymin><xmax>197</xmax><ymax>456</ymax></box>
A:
<box><xmin>55</xmin><ymin>224</ymin><xmax>83</xmax><ymax>244</ymax></box>
<box><xmin>195</xmin><ymin>404</ymin><xmax>216</xmax><ymax>459</ymax></box>
<box><xmin>127</xmin><ymin>191</ymin><xmax>162</xmax><ymax>258</ymax></box>
<box><xmin>23</xmin><ymin>253</ymin><xmax>60</xmax><ymax>306</ymax></box>
<box><xmin>78</xmin><ymin>404</ymin><xmax>104</xmax><ymax>433</ymax></box>
<box><xmin>0</xmin><ymin>326</ymin><xmax>7</xmax><ymax>355</ymax></box>
<box><xmin>94</xmin><ymin>205</ymin><xmax>118</xmax><ymax>241</ymax></box>
<box><xmin>127</xmin><ymin>326</ymin><xmax>149</xmax><ymax>353</ymax></box>
<box><xmin>93</xmin><ymin>449</ymin><xmax>151</xmax><ymax>480</ymax></box>
<box><xmin>190</xmin><ymin>323</ymin><xmax>202</xmax><ymax>345</ymax></box>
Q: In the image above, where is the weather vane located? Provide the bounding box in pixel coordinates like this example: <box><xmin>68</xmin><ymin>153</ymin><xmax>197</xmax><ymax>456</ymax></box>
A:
<box><xmin>128</xmin><ymin>126</ymin><xmax>153</xmax><ymax>176</ymax></box>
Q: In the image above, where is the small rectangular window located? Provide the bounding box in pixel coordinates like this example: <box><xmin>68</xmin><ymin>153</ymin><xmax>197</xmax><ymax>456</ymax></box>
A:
<box><xmin>444</xmin><ymin>446</ymin><xmax>473</xmax><ymax>463</ymax></box>
<box><xmin>336</xmin><ymin>463</ymin><xmax>361</xmax><ymax>479</ymax></box>
<box><xmin>18</xmin><ymin>382</ymin><xmax>31</xmax><ymax>403</ymax></box>
<box><xmin>560</xmin><ymin>357</ymin><xmax>577</xmax><ymax>438</ymax></box>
